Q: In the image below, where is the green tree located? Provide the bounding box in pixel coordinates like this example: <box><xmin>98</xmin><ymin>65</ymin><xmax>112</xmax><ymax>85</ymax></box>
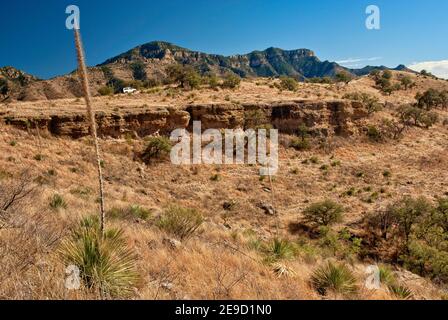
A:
<box><xmin>166</xmin><ymin>64</ymin><xmax>201</xmax><ymax>90</ymax></box>
<box><xmin>0</xmin><ymin>78</ymin><xmax>9</xmax><ymax>97</ymax></box>
<box><xmin>387</xmin><ymin>196</ymin><xmax>432</xmax><ymax>249</ymax></box>
<box><xmin>130</xmin><ymin>61</ymin><xmax>147</xmax><ymax>81</ymax></box>
<box><xmin>335</xmin><ymin>72</ymin><xmax>353</xmax><ymax>84</ymax></box>
<box><xmin>416</xmin><ymin>89</ymin><xmax>444</xmax><ymax>110</ymax></box>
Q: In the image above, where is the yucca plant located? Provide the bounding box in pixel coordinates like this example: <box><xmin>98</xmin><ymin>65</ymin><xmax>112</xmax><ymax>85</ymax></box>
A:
<box><xmin>378</xmin><ymin>265</ymin><xmax>396</xmax><ymax>286</ymax></box>
<box><xmin>311</xmin><ymin>261</ymin><xmax>358</xmax><ymax>298</ymax></box>
<box><xmin>388</xmin><ymin>283</ymin><xmax>414</xmax><ymax>300</ymax></box>
<box><xmin>74</xmin><ymin>29</ymin><xmax>106</xmax><ymax>235</ymax></box>
<box><xmin>263</xmin><ymin>238</ymin><xmax>298</xmax><ymax>263</ymax></box>
<box><xmin>377</xmin><ymin>265</ymin><xmax>414</xmax><ymax>300</ymax></box>
<box><xmin>60</xmin><ymin>216</ymin><xmax>139</xmax><ymax>298</ymax></box>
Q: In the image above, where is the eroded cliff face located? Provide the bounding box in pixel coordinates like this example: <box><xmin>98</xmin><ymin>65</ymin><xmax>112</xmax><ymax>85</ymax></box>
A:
<box><xmin>1</xmin><ymin>100</ymin><xmax>368</xmax><ymax>138</ymax></box>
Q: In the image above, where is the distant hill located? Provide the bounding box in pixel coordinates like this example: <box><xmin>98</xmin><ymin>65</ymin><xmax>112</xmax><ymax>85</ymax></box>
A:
<box><xmin>1</xmin><ymin>41</ymin><xmax>415</xmax><ymax>101</ymax></box>
<box><xmin>100</xmin><ymin>41</ymin><xmax>348</xmax><ymax>80</ymax></box>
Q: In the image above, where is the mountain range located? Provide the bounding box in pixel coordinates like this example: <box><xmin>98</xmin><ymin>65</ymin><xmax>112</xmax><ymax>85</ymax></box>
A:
<box><xmin>0</xmin><ymin>41</ymin><xmax>413</xmax><ymax>101</ymax></box>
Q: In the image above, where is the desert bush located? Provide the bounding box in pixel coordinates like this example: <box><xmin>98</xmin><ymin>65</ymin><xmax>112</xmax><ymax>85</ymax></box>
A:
<box><xmin>400</xmin><ymin>75</ymin><xmax>414</xmax><ymax>90</ymax></box>
<box><xmin>343</xmin><ymin>92</ymin><xmax>382</xmax><ymax>115</ymax></box>
<box><xmin>201</xmin><ymin>74</ymin><xmax>220</xmax><ymax>89</ymax></box>
<box><xmin>141</xmin><ymin>136</ymin><xmax>172</xmax><ymax>163</ymax></box>
<box><xmin>290</xmin><ymin>124</ymin><xmax>311</xmax><ymax>150</ymax></box>
<box><xmin>290</xmin><ymin>137</ymin><xmax>311</xmax><ymax>151</ymax></box>
<box><xmin>143</xmin><ymin>78</ymin><xmax>161</xmax><ymax>88</ymax></box>
<box><xmin>59</xmin><ymin>216</ymin><xmax>139</xmax><ymax>297</ymax></box>
<box><xmin>382</xmin><ymin>70</ymin><xmax>393</xmax><ymax>80</ymax></box>
<box><xmin>310</xmin><ymin>261</ymin><xmax>358</xmax><ymax>297</ymax></box>
<box><xmin>108</xmin><ymin>205</ymin><xmax>152</xmax><ymax>221</ymax></box>
<box><xmin>221</xmin><ymin>73</ymin><xmax>241</xmax><ymax>89</ymax></box>
<box><xmin>98</xmin><ymin>86</ymin><xmax>114</xmax><ymax>96</ymax></box>
<box><xmin>0</xmin><ymin>171</ymin><xmax>35</xmax><ymax>212</ymax></box>
<box><xmin>49</xmin><ymin>194</ymin><xmax>67</xmax><ymax>210</ymax></box>
<box><xmin>279</xmin><ymin>77</ymin><xmax>299</xmax><ymax>91</ymax></box>
<box><xmin>107</xmin><ymin>77</ymin><xmax>127</xmax><ymax>94</ymax></box>
<box><xmin>303</xmin><ymin>200</ymin><xmax>344</xmax><ymax>227</ymax></box>
<box><xmin>420</xmin><ymin>111</ymin><xmax>438</xmax><ymax>128</ymax></box>
<box><xmin>307</xmin><ymin>77</ymin><xmax>333</xmax><ymax>84</ymax></box>
<box><xmin>157</xmin><ymin>205</ymin><xmax>204</xmax><ymax>240</ymax></box>
<box><xmin>366</xmin><ymin>125</ymin><xmax>383</xmax><ymax>142</ymax></box>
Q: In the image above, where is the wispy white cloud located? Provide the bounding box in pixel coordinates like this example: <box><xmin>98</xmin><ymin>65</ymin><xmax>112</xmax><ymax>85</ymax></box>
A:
<box><xmin>336</xmin><ymin>57</ymin><xmax>383</xmax><ymax>65</ymax></box>
<box><xmin>408</xmin><ymin>60</ymin><xmax>448</xmax><ymax>79</ymax></box>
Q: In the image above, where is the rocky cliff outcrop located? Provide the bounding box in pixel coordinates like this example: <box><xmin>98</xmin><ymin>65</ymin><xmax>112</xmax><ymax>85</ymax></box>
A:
<box><xmin>1</xmin><ymin>100</ymin><xmax>368</xmax><ymax>138</ymax></box>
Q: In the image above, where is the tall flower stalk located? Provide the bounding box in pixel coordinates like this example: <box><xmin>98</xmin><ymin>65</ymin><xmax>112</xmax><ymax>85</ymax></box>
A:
<box><xmin>73</xmin><ymin>29</ymin><xmax>106</xmax><ymax>236</ymax></box>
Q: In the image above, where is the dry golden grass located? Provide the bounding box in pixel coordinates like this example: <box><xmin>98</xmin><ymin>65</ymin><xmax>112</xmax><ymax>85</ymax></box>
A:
<box><xmin>1</xmin><ymin>73</ymin><xmax>448</xmax><ymax>300</ymax></box>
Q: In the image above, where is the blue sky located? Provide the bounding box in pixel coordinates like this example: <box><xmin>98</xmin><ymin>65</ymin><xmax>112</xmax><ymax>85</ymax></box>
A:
<box><xmin>1</xmin><ymin>0</ymin><xmax>447</xmax><ymax>79</ymax></box>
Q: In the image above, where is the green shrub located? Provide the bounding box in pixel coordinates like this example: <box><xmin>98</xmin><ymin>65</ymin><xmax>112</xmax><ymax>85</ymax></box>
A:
<box><xmin>157</xmin><ymin>205</ymin><xmax>204</xmax><ymax>240</ymax></box>
<box><xmin>420</xmin><ymin>111</ymin><xmax>438</xmax><ymax>128</ymax></box>
<box><xmin>98</xmin><ymin>86</ymin><xmax>114</xmax><ymax>96</ymax></box>
<box><xmin>343</xmin><ymin>92</ymin><xmax>382</xmax><ymax>115</ymax></box>
<box><xmin>303</xmin><ymin>200</ymin><xmax>344</xmax><ymax>227</ymax></box>
<box><xmin>108</xmin><ymin>205</ymin><xmax>152</xmax><ymax>221</ymax></box>
<box><xmin>59</xmin><ymin>216</ymin><xmax>139</xmax><ymax>297</ymax></box>
<box><xmin>279</xmin><ymin>77</ymin><xmax>299</xmax><ymax>91</ymax></box>
<box><xmin>290</xmin><ymin>138</ymin><xmax>311</xmax><ymax>151</ymax></box>
<box><xmin>142</xmin><ymin>136</ymin><xmax>172</xmax><ymax>163</ymax></box>
<box><xmin>311</xmin><ymin>261</ymin><xmax>358</xmax><ymax>297</ymax></box>
<box><xmin>222</xmin><ymin>73</ymin><xmax>241</xmax><ymax>89</ymax></box>
<box><xmin>366</xmin><ymin>125</ymin><xmax>383</xmax><ymax>142</ymax></box>
<box><xmin>400</xmin><ymin>75</ymin><xmax>414</xmax><ymax>90</ymax></box>
<box><xmin>50</xmin><ymin>194</ymin><xmax>67</xmax><ymax>210</ymax></box>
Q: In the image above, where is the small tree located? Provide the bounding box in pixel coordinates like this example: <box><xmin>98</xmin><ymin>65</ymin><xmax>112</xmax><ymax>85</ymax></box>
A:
<box><xmin>416</xmin><ymin>89</ymin><xmax>444</xmax><ymax>110</ymax></box>
<box><xmin>166</xmin><ymin>64</ymin><xmax>201</xmax><ymax>90</ymax></box>
<box><xmin>303</xmin><ymin>200</ymin><xmax>344</xmax><ymax>227</ymax></box>
<box><xmin>387</xmin><ymin>196</ymin><xmax>432</xmax><ymax>249</ymax></box>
